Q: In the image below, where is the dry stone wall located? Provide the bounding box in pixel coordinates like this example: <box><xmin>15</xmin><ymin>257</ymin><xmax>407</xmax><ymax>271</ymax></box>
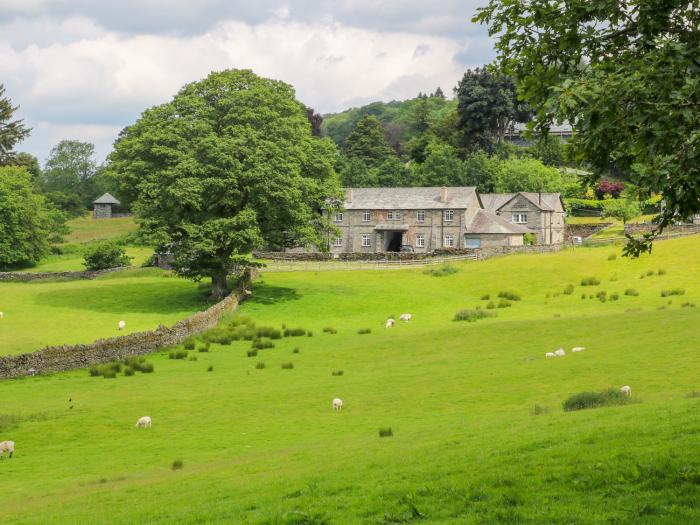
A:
<box><xmin>0</xmin><ymin>267</ymin><xmax>128</xmax><ymax>282</ymax></box>
<box><xmin>564</xmin><ymin>223</ymin><xmax>613</xmax><ymax>240</ymax></box>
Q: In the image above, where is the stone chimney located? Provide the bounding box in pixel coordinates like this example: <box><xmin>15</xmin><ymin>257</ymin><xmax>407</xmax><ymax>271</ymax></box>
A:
<box><xmin>440</xmin><ymin>187</ymin><xmax>448</xmax><ymax>203</ymax></box>
<box><xmin>346</xmin><ymin>188</ymin><xmax>353</xmax><ymax>203</ymax></box>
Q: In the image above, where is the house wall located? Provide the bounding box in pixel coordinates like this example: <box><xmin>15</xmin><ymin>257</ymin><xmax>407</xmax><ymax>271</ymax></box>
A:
<box><xmin>495</xmin><ymin>195</ymin><xmax>565</xmax><ymax>244</ymax></box>
<box><xmin>464</xmin><ymin>233</ymin><xmax>524</xmax><ymax>248</ymax></box>
<box><xmin>93</xmin><ymin>203</ymin><xmax>112</xmax><ymax>219</ymax></box>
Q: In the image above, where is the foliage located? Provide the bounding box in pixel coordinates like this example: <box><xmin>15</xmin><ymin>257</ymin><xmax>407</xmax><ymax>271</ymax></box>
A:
<box><xmin>83</xmin><ymin>242</ymin><xmax>132</xmax><ymax>271</ymax></box>
<box><xmin>660</xmin><ymin>288</ymin><xmax>685</xmax><ymax>298</ymax></box>
<box><xmin>581</xmin><ymin>277</ymin><xmax>600</xmax><ymax>286</ymax></box>
<box><xmin>595</xmin><ymin>180</ymin><xmax>625</xmax><ymax>200</ymax></box>
<box><xmin>601</xmin><ymin>198</ymin><xmax>643</xmax><ymax>225</ymax></box>
<box><xmin>453</xmin><ymin>309</ymin><xmax>497</xmax><ymax>322</ymax></box>
<box><xmin>497</xmin><ymin>291</ymin><xmax>521</xmax><ymax>301</ymax></box>
<box><xmin>108</xmin><ymin>69</ymin><xmax>340</xmax><ymax>299</ymax></box>
<box><xmin>0</xmin><ymin>166</ymin><xmax>67</xmax><ymax>267</ymax></box>
<box><xmin>475</xmin><ymin>0</ymin><xmax>700</xmax><ymax>255</ymax></box>
<box><xmin>424</xmin><ymin>264</ymin><xmax>458</xmax><ymax>277</ymax></box>
<box><xmin>494</xmin><ymin>158</ymin><xmax>581</xmax><ymax>195</ymax></box>
<box><xmin>344</xmin><ymin>115</ymin><xmax>397</xmax><ymax>169</ymax></box>
<box><xmin>562</xmin><ymin>389</ymin><xmax>631</xmax><ymax>412</ymax></box>
<box><xmin>523</xmin><ymin>233</ymin><xmax>536</xmax><ymax>246</ymax></box>
<box><xmin>0</xmin><ymin>84</ymin><xmax>31</xmax><ymax>164</ymax></box>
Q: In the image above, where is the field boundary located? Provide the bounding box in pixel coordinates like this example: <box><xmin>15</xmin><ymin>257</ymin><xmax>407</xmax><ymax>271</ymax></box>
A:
<box><xmin>0</xmin><ymin>270</ymin><xmax>254</xmax><ymax>379</ymax></box>
<box><xmin>0</xmin><ymin>266</ymin><xmax>131</xmax><ymax>282</ymax></box>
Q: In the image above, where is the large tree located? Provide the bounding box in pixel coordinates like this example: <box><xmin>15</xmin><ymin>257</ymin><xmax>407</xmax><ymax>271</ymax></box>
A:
<box><xmin>344</xmin><ymin>115</ymin><xmax>396</xmax><ymax>169</ymax></box>
<box><xmin>0</xmin><ymin>166</ymin><xmax>66</xmax><ymax>267</ymax></box>
<box><xmin>109</xmin><ymin>69</ymin><xmax>340</xmax><ymax>299</ymax></box>
<box><xmin>42</xmin><ymin>140</ymin><xmax>100</xmax><ymax>216</ymax></box>
<box><xmin>475</xmin><ymin>0</ymin><xmax>700</xmax><ymax>255</ymax></box>
<box><xmin>0</xmin><ymin>84</ymin><xmax>31</xmax><ymax>164</ymax></box>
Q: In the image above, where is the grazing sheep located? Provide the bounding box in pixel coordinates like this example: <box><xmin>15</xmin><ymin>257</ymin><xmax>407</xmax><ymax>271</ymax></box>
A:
<box><xmin>620</xmin><ymin>385</ymin><xmax>632</xmax><ymax>397</ymax></box>
<box><xmin>545</xmin><ymin>352</ymin><xmax>556</xmax><ymax>359</ymax></box>
<box><xmin>554</xmin><ymin>348</ymin><xmax>566</xmax><ymax>357</ymax></box>
<box><xmin>571</xmin><ymin>347</ymin><xmax>585</xmax><ymax>352</ymax></box>
<box><xmin>399</xmin><ymin>313</ymin><xmax>412</xmax><ymax>322</ymax></box>
<box><xmin>135</xmin><ymin>416</ymin><xmax>152</xmax><ymax>428</ymax></box>
<box><xmin>332</xmin><ymin>398</ymin><xmax>343</xmax><ymax>411</ymax></box>
<box><xmin>0</xmin><ymin>441</ymin><xmax>14</xmax><ymax>458</ymax></box>
<box><xmin>385</xmin><ymin>318</ymin><xmax>395</xmax><ymax>329</ymax></box>
<box><xmin>118</xmin><ymin>320</ymin><xmax>126</xmax><ymax>331</ymax></box>
<box><xmin>0</xmin><ymin>312</ymin><xmax>4</xmax><ymax>319</ymax></box>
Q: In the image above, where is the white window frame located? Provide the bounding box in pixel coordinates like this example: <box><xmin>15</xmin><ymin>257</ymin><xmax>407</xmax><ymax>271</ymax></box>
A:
<box><xmin>387</xmin><ymin>210</ymin><xmax>394</xmax><ymax>220</ymax></box>
<box><xmin>444</xmin><ymin>210</ymin><xmax>454</xmax><ymax>222</ymax></box>
<box><xmin>333</xmin><ymin>237</ymin><xmax>343</xmax><ymax>247</ymax></box>
<box><xmin>416</xmin><ymin>210</ymin><xmax>425</xmax><ymax>222</ymax></box>
<box><xmin>334</xmin><ymin>212</ymin><xmax>344</xmax><ymax>222</ymax></box>
<box><xmin>512</xmin><ymin>212</ymin><xmax>528</xmax><ymax>224</ymax></box>
<box><xmin>362</xmin><ymin>210</ymin><xmax>371</xmax><ymax>222</ymax></box>
<box><xmin>416</xmin><ymin>234</ymin><xmax>425</xmax><ymax>248</ymax></box>
<box><xmin>444</xmin><ymin>235</ymin><xmax>455</xmax><ymax>247</ymax></box>
<box><xmin>361</xmin><ymin>234</ymin><xmax>371</xmax><ymax>247</ymax></box>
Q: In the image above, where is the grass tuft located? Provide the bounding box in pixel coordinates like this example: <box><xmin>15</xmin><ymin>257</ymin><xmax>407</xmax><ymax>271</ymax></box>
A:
<box><xmin>607</xmin><ymin>253</ymin><xmax>617</xmax><ymax>261</ymax></box>
<box><xmin>171</xmin><ymin>460</ymin><xmax>183</xmax><ymax>470</ymax></box>
<box><xmin>480</xmin><ymin>293</ymin><xmax>490</xmax><ymax>300</ymax></box>
<box><xmin>255</xmin><ymin>362</ymin><xmax>266</xmax><ymax>370</ymax></box>
<box><xmin>581</xmin><ymin>277</ymin><xmax>600</xmax><ymax>286</ymax></box>
<box><xmin>424</xmin><ymin>264</ymin><xmax>458</xmax><ymax>277</ymax></box>
<box><xmin>322</xmin><ymin>326</ymin><xmax>338</xmax><ymax>334</ymax></box>
<box><xmin>207</xmin><ymin>365</ymin><xmax>213</xmax><ymax>372</ymax></box>
<box><xmin>563</xmin><ymin>389</ymin><xmax>632</xmax><ymax>411</ymax></box>
<box><xmin>530</xmin><ymin>404</ymin><xmax>549</xmax><ymax>416</ymax></box>
<box><xmin>283</xmin><ymin>328</ymin><xmax>306</xmax><ymax>337</ymax></box>
<box><xmin>563</xmin><ymin>284</ymin><xmax>574</xmax><ymax>295</ymax></box>
<box><xmin>625</xmin><ymin>288</ymin><xmax>639</xmax><ymax>296</ymax></box>
<box><xmin>331</xmin><ymin>370</ymin><xmax>344</xmax><ymax>376</ymax></box>
<box><xmin>281</xmin><ymin>362</ymin><xmax>294</xmax><ymax>370</ymax></box>
<box><xmin>246</xmin><ymin>349</ymin><xmax>258</xmax><ymax>358</ymax></box>
<box><xmin>378</xmin><ymin>428</ymin><xmax>393</xmax><ymax>438</ymax></box>
<box><xmin>681</xmin><ymin>302</ymin><xmax>696</xmax><ymax>308</ymax></box>
<box><xmin>453</xmin><ymin>309</ymin><xmax>497</xmax><ymax>322</ymax></box>
<box><xmin>357</xmin><ymin>328</ymin><xmax>372</xmax><ymax>334</ymax></box>
<box><xmin>497</xmin><ymin>299</ymin><xmax>512</xmax><ymax>308</ymax></box>
<box><xmin>498</xmin><ymin>291</ymin><xmax>521</xmax><ymax>301</ymax></box>
<box><xmin>168</xmin><ymin>349</ymin><xmax>188</xmax><ymax>360</ymax></box>
<box><xmin>661</xmin><ymin>288</ymin><xmax>685</xmax><ymax>297</ymax></box>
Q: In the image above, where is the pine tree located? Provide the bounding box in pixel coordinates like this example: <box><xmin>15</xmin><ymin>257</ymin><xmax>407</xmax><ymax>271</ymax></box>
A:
<box><xmin>0</xmin><ymin>84</ymin><xmax>31</xmax><ymax>165</ymax></box>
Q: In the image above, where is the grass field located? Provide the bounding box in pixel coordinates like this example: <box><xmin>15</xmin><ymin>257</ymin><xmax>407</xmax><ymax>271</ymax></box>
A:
<box><xmin>62</xmin><ymin>215</ymin><xmax>138</xmax><ymax>245</ymax></box>
<box><xmin>0</xmin><ymin>236</ymin><xmax>699</xmax><ymax>523</ymax></box>
<box><xmin>0</xmin><ymin>269</ymin><xmax>211</xmax><ymax>355</ymax></box>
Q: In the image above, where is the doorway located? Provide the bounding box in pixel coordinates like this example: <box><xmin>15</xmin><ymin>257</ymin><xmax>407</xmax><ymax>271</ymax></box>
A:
<box><xmin>384</xmin><ymin>231</ymin><xmax>403</xmax><ymax>252</ymax></box>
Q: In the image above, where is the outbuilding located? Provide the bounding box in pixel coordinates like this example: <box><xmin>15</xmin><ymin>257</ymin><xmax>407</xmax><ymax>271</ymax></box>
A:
<box><xmin>92</xmin><ymin>193</ymin><xmax>120</xmax><ymax>219</ymax></box>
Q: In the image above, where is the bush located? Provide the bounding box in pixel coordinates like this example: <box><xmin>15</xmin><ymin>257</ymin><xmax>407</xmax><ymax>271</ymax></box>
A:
<box><xmin>657</xmin><ymin>268</ymin><xmax>667</xmax><ymax>275</ymax></box>
<box><xmin>246</xmin><ymin>349</ymin><xmax>258</xmax><ymax>357</ymax></box>
<box><xmin>123</xmin><ymin>367</ymin><xmax>135</xmax><ymax>376</ymax></box>
<box><xmin>581</xmin><ymin>277</ymin><xmax>600</xmax><ymax>286</ymax></box>
<box><xmin>607</xmin><ymin>253</ymin><xmax>617</xmax><ymax>261</ymax></box>
<box><xmin>307</xmin><ymin>331</ymin><xmax>313</xmax><ymax>337</ymax></box>
<box><xmin>83</xmin><ymin>242</ymin><xmax>132</xmax><ymax>271</ymax></box>
<box><xmin>256</xmin><ymin>326</ymin><xmax>281</xmax><ymax>339</ymax></box>
<box><xmin>424</xmin><ymin>264</ymin><xmax>458</xmax><ymax>277</ymax></box>
<box><xmin>332</xmin><ymin>370</ymin><xmax>344</xmax><ymax>376</ymax></box>
<box><xmin>168</xmin><ymin>349</ymin><xmax>188</xmax><ymax>360</ymax></box>
<box><xmin>609</xmin><ymin>293</ymin><xmax>619</xmax><ymax>301</ymax></box>
<box><xmin>188</xmin><ymin>355</ymin><xmax>198</xmax><ymax>361</ymax></box>
<box><xmin>595</xmin><ymin>180</ymin><xmax>624</xmax><ymax>199</ymax></box>
<box><xmin>625</xmin><ymin>288</ymin><xmax>639</xmax><ymax>296</ymax></box>
<box><xmin>103</xmin><ymin>369</ymin><xmax>117</xmax><ymax>379</ymax></box>
<box><xmin>283</xmin><ymin>328</ymin><xmax>306</xmax><ymax>337</ymax></box>
<box><xmin>646</xmin><ymin>269</ymin><xmax>655</xmax><ymax>276</ymax></box>
<box><xmin>141</xmin><ymin>363</ymin><xmax>154</xmax><ymax>373</ymax></box>
<box><xmin>661</xmin><ymin>288</ymin><xmax>685</xmax><ymax>297</ymax></box>
<box><xmin>523</xmin><ymin>232</ymin><xmax>537</xmax><ymax>246</ymax></box>
<box><xmin>252</xmin><ymin>339</ymin><xmax>274</xmax><ymax>350</ymax></box>
<box><xmin>183</xmin><ymin>338</ymin><xmax>196</xmax><ymax>350</ymax></box>
<box><xmin>480</xmin><ymin>293</ymin><xmax>490</xmax><ymax>300</ymax></box>
<box><xmin>171</xmin><ymin>460</ymin><xmax>183</xmax><ymax>470</ymax></box>
<box><xmin>486</xmin><ymin>301</ymin><xmax>496</xmax><ymax>309</ymax></box>
<box><xmin>322</xmin><ymin>326</ymin><xmax>338</xmax><ymax>334</ymax></box>
<box><xmin>198</xmin><ymin>344</ymin><xmax>209</xmax><ymax>353</ymax></box>
<box><xmin>562</xmin><ymin>388</ymin><xmax>631</xmax><ymax>411</ymax></box>
<box><xmin>378</xmin><ymin>428</ymin><xmax>393</xmax><ymax>438</ymax></box>
<box><xmin>453</xmin><ymin>309</ymin><xmax>497</xmax><ymax>322</ymax></box>
<box><xmin>292</xmin><ymin>348</ymin><xmax>300</xmax><ymax>354</ymax></box>
<box><xmin>681</xmin><ymin>302</ymin><xmax>696</xmax><ymax>308</ymax></box>
<box><xmin>207</xmin><ymin>365</ymin><xmax>213</xmax><ymax>372</ymax></box>
<box><xmin>581</xmin><ymin>293</ymin><xmax>586</xmax><ymax>299</ymax></box>
<box><xmin>357</xmin><ymin>328</ymin><xmax>372</xmax><ymax>334</ymax></box>
<box><xmin>498</xmin><ymin>291</ymin><xmax>521</xmax><ymax>301</ymax></box>
<box><xmin>255</xmin><ymin>362</ymin><xmax>266</xmax><ymax>369</ymax></box>
<box><xmin>596</xmin><ymin>291</ymin><xmax>607</xmax><ymax>302</ymax></box>
<box><xmin>497</xmin><ymin>299</ymin><xmax>512</xmax><ymax>308</ymax></box>
<box><xmin>88</xmin><ymin>365</ymin><xmax>101</xmax><ymax>377</ymax></box>
<box><xmin>281</xmin><ymin>362</ymin><xmax>294</xmax><ymax>369</ymax></box>
<box><xmin>563</xmin><ymin>284</ymin><xmax>574</xmax><ymax>295</ymax></box>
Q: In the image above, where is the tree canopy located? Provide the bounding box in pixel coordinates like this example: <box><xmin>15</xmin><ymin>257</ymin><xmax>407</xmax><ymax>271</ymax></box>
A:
<box><xmin>108</xmin><ymin>69</ymin><xmax>340</xmax><ymax>299</ymax></box>
<box><xmin>475</xmin><ymin>0</ymin><xmax>700</xmax><ymax>255</ymax></box>
<box><xmin>344</xmin><ymin>115</ymin><xmax>397</xmax><ymax>169</ymax></box>
<box><xmin>0</xmin><ymin>84</ymin><xmax>31</xmax><ymax>165</ymax></box>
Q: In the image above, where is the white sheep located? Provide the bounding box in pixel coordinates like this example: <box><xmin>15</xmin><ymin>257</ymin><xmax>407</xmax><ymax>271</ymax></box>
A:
<box><xmin>545</xmin><ymin>352</ymin><xmax>556</xmax><ymax>359</ymax></box>
<box><xmin>385</xmin><ymin>318</ymin><xmax>395</xmax><ymax>329</ymax></box>
<box><xmin>0</xmin><ymin>441</ymin><xmax>15</xmax><ymax>458</ymax></box>
<box><xmin>118</xmin><ymin>320</ymin><xmax>126</xmax><ymax>331</ymax></box>
<box><xmin>332</xmin><ymin>398</ymin><xmax>343</xmax><ymax>411</ymax></box>
<box><xmin>571</xmin><ymin>347</ymin><xmax>585</xmax><ymax>353</ymax></box>
<box><xmin>620</xmin><ymin>385</ymin><xmax>631</xmax><ymax>397</ymax></box>
<box><xmin>554</xmin><ymin>348</ymin><xmax>566</xmax><ymax>357</ymax></box>
<box><xmin>135</xmin><ymin>416</ymin><xmax>152</xmax><ymax>428</ymax></box>
<box><xmin>399</xmin><ymin>313</ymin><xmax>412</xmax><ymax>322</ymax></box>
<box><xmin>0</xmin><ymin>311</ymin><xmax>4</xmax><ymax>319</ymax></box>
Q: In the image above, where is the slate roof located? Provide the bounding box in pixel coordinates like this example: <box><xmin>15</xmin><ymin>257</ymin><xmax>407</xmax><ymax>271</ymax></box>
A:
<box><xmin>480</xmin><ymin>192</ymin><xmax>562</xmax><ymax>212</ymax></box>
<box><xmin>466</xmin><ymin>210</ymin><xmax>531</xmax><ymax>235</ymax></box>
<box><xmin>344</xmin><ymin>187</ymin><xmax>477</xmax><ymax>210</ymax></box>
<box><xmin>93</xmin><ymin>193</ymin><xmax>120</xmax><ymax>205</ymax></box>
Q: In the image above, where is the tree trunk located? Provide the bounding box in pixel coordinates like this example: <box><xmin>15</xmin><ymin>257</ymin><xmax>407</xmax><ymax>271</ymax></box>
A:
<box><xmin>210</xmin><ymin>270</ymin><xmax>230</xmax><ymax>301</ymax></box>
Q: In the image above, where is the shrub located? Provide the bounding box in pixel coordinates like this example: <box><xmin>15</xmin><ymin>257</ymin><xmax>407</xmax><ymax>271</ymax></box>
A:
<box><xmin>255</xmin><ymin>362</ymin><xmax>266</xmax><ymax>369</ymax></box>
<box><xmin>523</xmin><ymin>232</ymin><xmax>537</xmax><ymax>246</ymax></box>
<box><xmin>609</xmin><ymin>293</ymin><xmax>619</xmax><ymax>301</ymax></box>
<box><xmin>378</xmin><ymin>428</ymin><xmax>393</xmax><ymax>438</ymax></box>
<box><xmin>188</xmin><ymin>355</ymin><xmax>198</xmax><ymax>361</ymax></box>
<box><xmin>589</xmin><ymin>294</ymin><xmax>594</xmax><ymax>299</ymax></box>
<box><xmin>357</xmin><ymin>328</ymin><xmax>372</xmax><ymax>334</ymax></box>
<box><xmin>581</xmin><ymin>277</ymin><xmax>600</xmax><ymax>286</ymax></box>
<box><xmin>681</xmin><ymin>302</ymin><xmax>696</xmax><ymax>308</ymax></box>
<box><xmin>322</xmin><ymin>326</ymin><xmax>338</xmax><ymax>334</ymax></box>
<box><xmin>83</xmin><ymin>242</ymin><xmax>132</xmax><ymax>271</ymax></box>
<box><xmin>252</xmin><ymin>339</ymin><xmax>274</xmax><ymax>350</ymax></box>
<box><xmin>581</xmin><ymin>293</ymin><xmax>587</xmax><ymax>299</ymax></box>
<box><xmin>563</xmin><ymin>284</ymin><xmax>574</xmax><ymax>295</ymax></box>
<box><xmin>497</xmin><ymin>299</ymin><xmax>512</xmax><ymax>308</ymax></box>
<box><xmin>256</xmin><ymin>326</ymin><xmax>281</xmax><ymax>339</ymax></box>
<box><xmin>140</xmin><ymin>363</ymin><xmax>154</xmax><ymax>373</ymax></box>
<box><xmin>480</xmin><ymin>294</ymin><xmax>490</xmax><ymax>300</ymax></box>
<box><xmin>283</xmin><ymin>328</ymin><xmax>306</xmax><ymax>337</ymax></box>
<box><xmin>625</xmin><ymin>288</ymin><xmax>639</xmax><ymax>296</ymax></box>
<box><xmin>103</xmin><ymin>369</ymin><xmax>117</xmax><ymax>379</ymax></box>
<box><xmin>207</xmin><ymin>365</ymin><xmax>213</xmax><ymax>372</ymax></box>
<box><xmin>123</xmin><ymin>367</ymin><xmax>135</xmax><ymax>376</ymax></box>
<box><xmin>498</xmin><ymin>291</ymin><xmax>521</xmax><ymax>301</ymax></box>
<box><xmin>661</xmin><ymin>288</ymin><xmax>685</xmax><ymax>297</ymax></box>
<box><xmin>307</xmin><ymin>331</ymin><xmax>313</xmax><ymax>337</ymax></box>
<box><xmin>657</xmin><ymin>268</ymin><xmax>667</xmax><ymax>275</ymax></box>
<box><xmin>246</xmin><ymin>349</ymin><xmax>258</xmax><ymax>357</ymax></box>
<box><xmin>607</xmin><ymin>253</ymin><xmax>617</xmax><ymax>261</ymax></box>
<box><xmin>183</xmin><ymin>338</ymin><xmax>196</xmax><ymax>350</ymax></box>
<box><xmin>562</xmin><ymin>388</ymin><xmax>631</xmax><ymax>411</ymax></box>
<box><xmin>595</xmin><ymin>180</ymin><xmax>624</xmax><ymax>199</ymax></box>
<box><xmin>646</xmin><ymin>269</ymin><xmax>655</xmax><ymax>276</ymax></box>
<box><xmin>332</xmin><ymin>370</ymin><xmax>344</xmax><ymax>376</ymax></box>
<box><xmin>424</xmin><ymin>264</ymin><xmax>458</xmax><ymax>277</ymax></box>
<box><xmin>281</xmin><ymin>362</ymin><xmax>294</xmax><ymax>369</ymax></box>
<box><xmin>198</xmin><ymin>344</ymin><xmax>209</xmax><ymax>353</ymax></box>
<box><xmin>530</xmin><ymin>404</ymin><xmax>548</xmax><ymax>416</ymax></box>
<box><xmin>486</xmin><ymin>301</ymin><xmax>496</xmax><ymax>309</ymax></box>
<box><xmin>171</xmin><ymin>460</ymin><xmax>183</xmax><ymax>470</ymax></box>
<box><xmin>596</xmin><ymin>291</ymin><xmax>607</xmax><ymax>302</ymax></box>
<box><xmin>168</xmin><ymin>349</ymin><xmax>188</xmax><ymax>360</ymax></box>
<box><xmin>88</xmin><ymin>365</ymin><xmax>101</xmax><ymax>377</ymax></box>
<box><xmin>454</xmin><ymin>309</ymin><xmax>497</xmax><ymax>321</ymax></box>
<box><xmin>292</xmin><ymin>348</ymin><xmax>300</xmax><ymax>354</ymax></box>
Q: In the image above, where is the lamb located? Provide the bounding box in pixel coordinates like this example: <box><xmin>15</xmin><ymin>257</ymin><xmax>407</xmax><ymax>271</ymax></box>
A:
<box><xmin>332</xmin><ymin>398</ymin><xmax>343</xmax><ymax>411</ymax></box>
<box><xmin>118</xmin><ymin>320</ymin><xmax>126</xmax><ymax>331</ymax></box>
<box><xmin>545</xmin><ymin>352</ymin><xmax>556</xmax><ymax>359</ymax></box>
<box><xmin>554</xmin><ymin>348</ymin><xmax>566</xmax><ymax>357</ymax></box>
<box><xmin>135</xmin><ymin>416</ymin><xmax>152</xmax><ymax>428</ymax></box>
<box><xmin>620</xmin><ymin>385</ymin><xmax>632</xmax><ymax>397</ymax></box>
<box><xmin>385</xmin><ymin>318</ymin><xmax>395</xmax><ymax>328</ymax></box>
<box><xmin>571</xmin><ymin>347</ymin><xmax>585</xmax><ymax>352</ymax></box>
<box><xmin>0</xmin><ymin>441</ymin><xmax>14</xmax><ymax>458</ymax></box>
<box><xmin>399</xmin><ymin>313</ymin><xmax>412</xmax><ymax>322</ymax></box>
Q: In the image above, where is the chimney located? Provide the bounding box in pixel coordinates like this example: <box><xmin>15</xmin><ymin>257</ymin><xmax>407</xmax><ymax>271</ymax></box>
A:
<box><xmin>346</xmin><ymin>188</ymin><xmax>353</xmax><ymax>203</ymax></box>
<box><xmin>538</xmin><ymin>192</ymin><xmax>542</xmax><ymax>205</ymax></box>
<box><xmin>440</xmin><ymin>187</ymin><xmax>448</xmax><ymax>203</ymax></box>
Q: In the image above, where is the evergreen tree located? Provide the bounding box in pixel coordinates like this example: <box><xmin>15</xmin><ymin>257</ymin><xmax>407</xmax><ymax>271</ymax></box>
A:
<box><xmin>0</xmin><ymin>84</ymin><xmax>31</xmax><ymax>164</ymax></box>
<box><xmin>344</xmin><ymin>115</ymin><xmax>396</xmax><ymax>169</ymax></box>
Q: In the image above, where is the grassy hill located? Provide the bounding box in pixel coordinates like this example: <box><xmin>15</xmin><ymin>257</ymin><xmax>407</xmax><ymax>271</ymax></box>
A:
<box><xmin>0</xmin><ymin>237</ymin><xmax>699</xmax><ymax>523</ymax></box>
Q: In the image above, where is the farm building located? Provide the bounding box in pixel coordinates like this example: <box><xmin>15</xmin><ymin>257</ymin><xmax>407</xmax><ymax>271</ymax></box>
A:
<box><xmin>92</xmin><ymin>193</ymin><xmax>120</xmax><ymax>219</ymax></box>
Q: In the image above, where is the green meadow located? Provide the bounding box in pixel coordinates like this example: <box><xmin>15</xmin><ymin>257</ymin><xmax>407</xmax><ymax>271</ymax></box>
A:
<box><xmin>0</xmin><ymin>236</ymin><xmax>699</xmax><ymax>523</ymax></box>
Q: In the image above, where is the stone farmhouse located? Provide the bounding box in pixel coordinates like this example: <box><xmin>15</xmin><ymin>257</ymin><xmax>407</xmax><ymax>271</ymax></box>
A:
<box><xmin>329</xmin><ymin>187</ymin><xmax>565</xmax><ymax>254</ymax></box>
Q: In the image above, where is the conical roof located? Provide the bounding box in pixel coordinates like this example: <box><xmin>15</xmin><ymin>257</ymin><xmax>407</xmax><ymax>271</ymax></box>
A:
<box><xmin>93</xmin><ymin>193</ymin><xmax>120</xmax><ymax>205</ymax></box>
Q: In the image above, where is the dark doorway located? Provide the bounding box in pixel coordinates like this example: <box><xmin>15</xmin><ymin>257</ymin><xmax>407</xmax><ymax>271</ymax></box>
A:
<box><xmin>385</xmin><ymin>231</ymin><xmax>402</xmax><ymax>252</ymax></box>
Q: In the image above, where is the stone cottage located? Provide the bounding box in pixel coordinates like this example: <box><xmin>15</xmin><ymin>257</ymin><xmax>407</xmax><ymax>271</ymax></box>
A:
<box><xmin>92</xmin><ymin>193</ymin><xmax>120</xmax><ymax>219</ymax></box>
<box><xmin>330</xmin><ymin>187</ymin><xmax>530</xmax><ymax>254</ymax></box>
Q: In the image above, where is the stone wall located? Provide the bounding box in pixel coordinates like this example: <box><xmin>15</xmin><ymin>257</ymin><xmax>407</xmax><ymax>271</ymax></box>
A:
<box><xmin>564</xmin><ymin>223</ymin><xmax>613</xmax><ymax>240</ymax></box>
<box><xmin>624</xmin><ymin>223</ymin><xmax>700</xmax><ymax>236</ymax></box>
<box><xmin>0</xmin><ymin>270</ymin><xmax>254</xmax><ymax>379</ymax></box>
<box><xmin>0</xmin><ymin>267</ymin><xmax>129</xmax><ymax>282</ymax></box>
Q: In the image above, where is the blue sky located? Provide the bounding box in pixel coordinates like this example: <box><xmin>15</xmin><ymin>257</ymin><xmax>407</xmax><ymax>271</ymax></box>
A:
<box><xmin>0</xmin><ymin>1</ymin><xmax>495</xmax><ymax>163</ymax></box>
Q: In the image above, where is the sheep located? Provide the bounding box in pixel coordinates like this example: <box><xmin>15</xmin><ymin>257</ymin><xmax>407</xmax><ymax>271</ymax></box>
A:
<box><xmin>545</xmin><ymin>352</ymin><xmax>556</xmax><ymax>359</ymax></box>
<box><xmin>135</xmin><ymin>416</ymin><xmax>152</xmax><ymax>428</ymax></box>
<box><xmin>554</xmin><ymin>348</ymin><xmax>566</xmax><ymax>357</ymax></box>
<box><xmin>118</xmin><ymin>320</ymin><xmax>126</xmax><ymax>331</ymax></box>
<box><xmin>0</xmin><ymin>441</ymin><xmax>14</xmax><ymax>459</ymax></box>
<box><xmin>385</xmin><ymin>318</ymin><xmax>395</xmax><ymax>329</ymax></box>
<box><xmin>571</xmin><ymin>347</ymin><xmax>585</xmax><ymax>352</ymax></box>
<box><xmin>620</xmin><ymin>385</ymin><xmax>631</xmax><ymax>397</ymax></box>
<box><xmin>399</xmin><ymin>313</ymin><xmax>412</xmax><ymax>322</ymax></box>
<box><xmin>332</xmin><ymin>398</ymin><xmax>343</xmax><ymax>411</ymax></box>
<box><xmin>0</xmin><ymin>311</ymin><xmax>4</xmax><ymax>319</ymax></box>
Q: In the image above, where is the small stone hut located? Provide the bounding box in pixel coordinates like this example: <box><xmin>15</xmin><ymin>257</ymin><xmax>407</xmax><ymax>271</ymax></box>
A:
<box><xmin>92</xmin><ymin>193</ymin><xmax>120</xmax><ymax>219</ymax></box>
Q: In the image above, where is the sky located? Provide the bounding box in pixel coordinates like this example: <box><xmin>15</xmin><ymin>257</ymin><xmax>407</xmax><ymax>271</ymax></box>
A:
<box><xmin>0</xmin><ymin>1</ymin><xmax>496</xmax><ymax>163</ymax></box>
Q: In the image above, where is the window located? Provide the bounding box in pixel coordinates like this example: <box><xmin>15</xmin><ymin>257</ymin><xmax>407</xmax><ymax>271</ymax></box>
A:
<box><xmin>387</xmin><ymin>210</ymin><xmax>394</xmax><ymax>220</ymax></box>
<box><xmin>387</xmin><ymin>210</ymin><xmax>401</xmax><ymax>221</ymax></box>
<box><xmin>361</xmin><ymin>234</ymin><xmax>371</xmax><ymax>247</ymax></box>
<box><xmin>512</xmin><ymin>213</ymin><xmax>528</xmax><ymax>224</ymax></box>
<box><xmin>444</xmin><ymin>209</ymin><xmax>454</xmax><ymax>222</ymax></box>
<box><xmin>334</xmin><ymin>212</ymin><xmax>344</xmax><ymax>222</ymax></box>
<box><xmin>444</xmin><ymin>235</ymin><xmax>454</xmax><ymax>247</ymax></box>
<box><xmin>416</xmin><ymin>210</ymin><xmax>425</xmax><ymax>222</ymax></box>
<box><xmin>465</xmin><ymin>237</ymin><xmax>481</xmax><ymax>248</ymax></box>
<box><xmin>333</xmin><ymin>237</ymin><xmax>343</xmax><ymax>247</ymax></box>
<box><xmin>416</xmin><ymin>234</ymin><xmax>425</xmax><ymax>248</ymax></box>
<box><xmin>362</xmin><ymin>210</ymin><xmax>371</xmax><ymax>222</ymax></box>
